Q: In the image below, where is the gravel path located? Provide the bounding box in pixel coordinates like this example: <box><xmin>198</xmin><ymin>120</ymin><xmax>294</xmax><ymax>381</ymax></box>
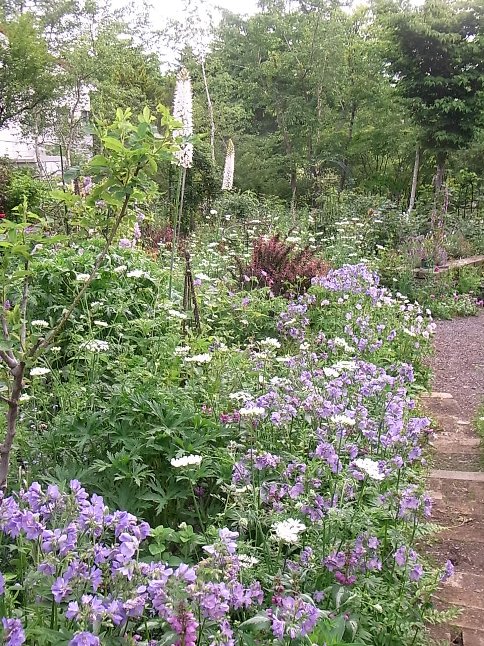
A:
<box><xmin>429</xmin><ymin>310</ymin><xmax>484</xmax><ymax>419</ymax></box>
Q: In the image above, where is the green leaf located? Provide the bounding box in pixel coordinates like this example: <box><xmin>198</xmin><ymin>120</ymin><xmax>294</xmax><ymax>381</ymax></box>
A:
<box><xmin>239</xmin><ymin>615</ymin><xmax>270</xmax><ymax>631</ymax></box>
<box><xmin>102</xmin><ymin>136</ymin><xmax>125</xmax><ymax>153</ymax></box>
<box><xmin>0</xmin><ymin>340</ymin><xmax>14</xmax><ymax>351</ymax></box>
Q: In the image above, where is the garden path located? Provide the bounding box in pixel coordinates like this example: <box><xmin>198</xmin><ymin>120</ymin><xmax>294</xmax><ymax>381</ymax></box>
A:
<box><xmin>425</xmin><ymin>311</ymin><xmax>484</xmax><ymax>646</ymax></box>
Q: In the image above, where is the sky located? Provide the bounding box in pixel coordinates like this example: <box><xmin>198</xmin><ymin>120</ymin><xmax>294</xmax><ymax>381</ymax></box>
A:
<box><xmin>116</xmin><ymin>0</ymin><xmax>260</xmax><ymax>28</ymax></box>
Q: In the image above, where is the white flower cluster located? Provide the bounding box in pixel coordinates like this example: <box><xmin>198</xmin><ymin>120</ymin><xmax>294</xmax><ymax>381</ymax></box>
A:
<box><xmin>75</xmin><ymin>273</ymin><xmax>90</xmax><ymax>282</ymax></box>
<box><xmin>31</xmin><ymin>320</ymin><xmax>49</xmax><ymax>328</ymax></box>
<box><xmin>170</xmin><ymin>454</ymin><xmax>202</xmax><ymax>468</ymax></box>
<box><xmin>239</xmin><ymin>406</ymin><xmax>265</xmax><ymax>418</ymax></box>
<box><xmin>330</xmin><ymin>414</ymin><xmax>356</xmax><ymax>427</ymax></box>
<box><xmin>229</xmin><ymin>391</ymin><xmax>252</xmax><ymax>403</ymax></box>
<box><xmin>260</xmin><ymin>337</ymin><xmax>281</xmax><ymax>350</ymax></box>
<box><xmin>174</xmin><ymin>345</ymin><xmax>191</xmax><ymax>356</ymax></box>
<box><xmin>126</xmin><ymin>270</ymin><xmax>151</xmax><ymax>280</ymax></box>
<box><xmin>354</xmin><ymin>457</ymin><xmax>385</xmax><ymax>481</ymax></box>
<box><xmin>168</xmin><ymin>309</ymin><xmax>188</xmax><ymax>321</ymax></box>
<box><xmin>222</xmin><ymin>139</ymin><xmax>235</xmax><ymax>190</ymax></box>
<box><xmin>30</xmin><ymin>367</ymin><xmax>51</xmax><ymax>377</ymax></box>
<box><xmin>272</xmin><ymin>518</ymin><xmax>306</xmax><ymax>544</ymax></box>
<box><xmin>81</xmin><ymin>339</ymin><xmax>109</xmax><ymax>353</ymax></box>
<box><xmin>173</xmin><ymin>67</ymin><xmax>194</xmax><ymax>169</ymax></box>
<box><xmin>184</xmin><ymin>353</ymin><xmax>212</xmax><ymax>364</ymax></box>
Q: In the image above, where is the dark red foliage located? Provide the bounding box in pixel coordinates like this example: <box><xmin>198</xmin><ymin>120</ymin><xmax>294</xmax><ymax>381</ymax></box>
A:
<box><xmin>234</xmin><ymin>234</ymin><xmax>329</xmax><ymax>296</ymax></box>
<box><xmin>141</xmin><ymin>223</ymin><xmax>176</xmax><ymax>252</ymax></box>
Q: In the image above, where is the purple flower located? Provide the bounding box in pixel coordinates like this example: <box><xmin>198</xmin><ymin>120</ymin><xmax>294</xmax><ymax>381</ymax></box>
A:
<box><xmin>394</xmin><ymin>546</ymin><xmax>407</xmax><ymax>567</ymax></box>
<box><xmin>1</xmin><ymin>618</ymin><xmax>26</xmax><ymax>646</ymax></box>
<box><xmin>441</xmin><ymin>559</ymin><xmax>455</xmax><ymax>582</ymax></box>
<box><xmin>118</xmin><ymin>238</ymin><xmax>132</xmax><ymax>249</ymax></box>
<box><xmin>409</xmin><ymin>564</ymin><xmax>424</xmax><ymax>582</ymax></box>
<box><xmin>0</xmin><ymin>572</ymin><xmax>4</xmax><ymax>595</ymax></box>
<box><xmin>51</xmin><ymin>576</ymin><xmax>71</xmax><ymax>602</ymax></box>
<box><xmin>69</xmin><ymin>632</ymin><xmax>100</xmax><ymax>646</ymax></box>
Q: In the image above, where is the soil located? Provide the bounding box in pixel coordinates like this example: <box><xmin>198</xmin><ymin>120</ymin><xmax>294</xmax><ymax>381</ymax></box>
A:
<box><xmin>430</xmin><ymin>311</ymin><xmax>484</xmax><ymax>416</ymax></box>
<box><xmin>424</xmin><ymin>310</ymin><xmax>484</xmax><ymax>646</ymax></box>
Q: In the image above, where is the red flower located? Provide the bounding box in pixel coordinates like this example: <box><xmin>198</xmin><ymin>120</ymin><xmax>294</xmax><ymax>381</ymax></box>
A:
<box><xmin>0</xmin><ymin>213</ymin><xmax>6</xmax><ymax>219</ymax></box>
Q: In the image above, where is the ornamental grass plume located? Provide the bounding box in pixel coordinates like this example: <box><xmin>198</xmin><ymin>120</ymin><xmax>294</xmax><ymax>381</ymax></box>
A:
<box><xmin>173</xmin><ymin>67</ymin><xmax>193</xmax><ymax>169</ymax></box>
<box><xmin>222</xmin><ymin>139</ymin><xmax>235</xmax><ymax>190</ymax></box>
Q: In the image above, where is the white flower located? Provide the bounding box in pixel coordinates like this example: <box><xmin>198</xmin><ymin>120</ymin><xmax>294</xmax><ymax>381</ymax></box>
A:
<box><xmin>260</xmin><ymin>337</ymin><xmax>281</xmax><ymax>349</ymax></box>
<box><xmin>354</xmin><ymin>458</ymin><xmax>385</xmax><ymax>481</ymax></box>
<box><xmin>323</xmin><ymin>367</ymin><xmax>340</xmax><ymax>378</ymax></box>
<box><xmin>168</xmin><ymin>309</ymin><xmax>188</xmax><ymax>320</ymax></box>
<box><xmin>286</xmin><ymin>236</ymin><xmax>301</xmax><ymax>244</ymax></box>
<box><xmin>272</xmin><ymin>518</ymin><xmax>306</xmax><ymax>544</ymax></box>
<box><xmin>210</xmin><ymin>209</ymin><xmax>218</xmax><ymax>215</ymax></box>
<box><xmin>50</xmin><ymin>346</ymin><xmax>61</xmax><ymax>353</ymax></box>
<box><xmin>229</xmin><ymin>391</ymin><xmax>252</xmax><ymax>403</ymax></box>
<box><xmin>194</xmin><ymin>273</ymin><xmax>211</xmax><ymax>281</ymax></box>
<box><xmin>299</xmin><ymin>342</ymin><xmax>310</xmax><ymax>351</ymax></box>
<box><xmin>222</xmin><ymin>139</ymin><xmax>235</xmax><ymax>190</ymax></box>
<box><xmin>238</xmin><ymin>554</ymin><xmax>259</xmax><ymax>569</ymax></box>
<box><xmin>19</xmin><ymin>394</ymin><xmax>31</xmax><ymax>402</ymax></box>
<box><xmin>174</xmin><ymin>345</ymin><xmax>191</xmax><ymax>356</ymax></box>
<box><xmin>170</xmin><ymin>454</ymin><xmax>202</xmax><ymax>468</ymax></box>
<box><xmin>114</xmin><ymin>265</ymin><xmax>127</xmax><ymax>274</ymax></box>
<box><xmin>81</xmin><ymin>339</ymin><xmax>109</xmax><ymax>353</ymax></box>
<box><xmin>173</xmin><ymin>67</ymin><xmax>194</xmax><ymax>168</ymax></box>
<box><xmin>75</xmin><ymin>273</ymin><xmax>90</xmax><ymax>282</ymax></box>
<box><xmin>31</xmin><ymin>320</ymin><xmax>49</xmax><ymax>328</ymax></box>
<box><xmin>184</xmin><ymin>353</ymin><xmax>212</xmax><ymax>364</ymax></box>
<box><xmin>126</xmin><ymin>269</ymin><xmax>150</xmax><ymax>279</ymax></box>
<box><xmin>331</xmin><ymin>414</ymin><xmax>356</xmax><ymax>427</ymax></box>
<box><xmin>30</xmin><ymin>367</ymin><xmax>51</xmax><ymax>377</ymax></box>
<box><xmin>94</xmin><ymin>320</ymin><xmax>108</xmax><ymax>328</ymax></box>
<box><xmin>239</xmin><ymin>406</ymin><xmax>265</xmax><ymax>418</ymax></box>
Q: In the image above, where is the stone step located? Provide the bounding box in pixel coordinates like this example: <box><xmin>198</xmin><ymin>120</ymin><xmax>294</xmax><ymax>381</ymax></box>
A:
<box><xmin>432</xmin><ymin>454</ymin><xmax>483</xmax><ymax>472</ymax></box>
<box><xmin>437</xmin><ymin>521</ymin><xmax>484</xmax><ymax>545</ymax></box>
<box><xmin>431</xmin><ymin>470</ymin><xmax>484</xmax><ymax>483</ymax></box>
<box><xmin>437</xmin><ymin>572</ymin><xmax>484</xmax><ymax>609</ymax></box>
<box><xmin>430</xmin><ymin>438</ymin><xmax>481</xmax><ymax>453</ymax></box>
<box><xmin>463</xmin><ymin>629</ymin><xmax>484</xmax><ymax>646</ymax></box>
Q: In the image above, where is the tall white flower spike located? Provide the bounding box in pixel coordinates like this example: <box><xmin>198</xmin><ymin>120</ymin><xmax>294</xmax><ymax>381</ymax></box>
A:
<box><xmin>222</xmin><ymin>138</ymin><xmax>235</xmax><ymax>190</ymax></box>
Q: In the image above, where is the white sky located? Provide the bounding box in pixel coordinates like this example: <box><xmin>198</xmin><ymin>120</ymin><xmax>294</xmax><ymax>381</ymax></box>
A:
<box><xmin>116</xmin><ymin>0</ymin><xmax>260</xmax><ymax>27</ymax></box>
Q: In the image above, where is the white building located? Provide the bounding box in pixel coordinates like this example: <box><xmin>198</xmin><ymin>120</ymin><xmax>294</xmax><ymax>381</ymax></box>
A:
<box><xmin>0</xmin><ymin>124</ymin><xmax>63</xmax><ymax>176</ymax></box>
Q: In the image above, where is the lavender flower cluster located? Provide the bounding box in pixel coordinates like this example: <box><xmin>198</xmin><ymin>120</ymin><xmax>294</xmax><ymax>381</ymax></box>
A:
<box><xmin>0</xmin><ymin>482</ymin><xmax>323</xmax><ymax>645</ymax></box>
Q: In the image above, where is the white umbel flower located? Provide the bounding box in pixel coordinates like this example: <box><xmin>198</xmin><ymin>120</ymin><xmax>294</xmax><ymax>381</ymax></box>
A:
<box><xmin>30</xmin><ymin>367</ymin><xmax>51</xmax><ymax>377</ymax></box>
<box><xmin>184</xmin><ymin>353</ymin><xmax>212</xmax><ymax>364</ymax></box>
<box><xmin>31</xmin><ymin>320</ymin><xmax>49</xmax><ymax>328</ymax></box>
<box><xmin>222</xmin><ymin>139</ymin><xmax>235</xmax><ymax>190</ymax></box>
<box><xmin>272</xmin><ymin>518</ymin><xmax>306</xmax><ymax>544</ymax></box>
<box><xmin>170</xmin><ymin>454</ymin><xmax>202</xmax><ymax>468</ymax></box>
<box><xmin>81</xmin><ymin>339</ymin><xmax>109</xmax><ymax>353</ymax></box>
<box><xmin>354</xmin><ymin>457</ymin><xmax>385</xmax><ymax>481</ymax></box>
<box><xmin>173</xmin><ymin>67</ymin><xmax>194</xmax><ymax>169</ymax></box>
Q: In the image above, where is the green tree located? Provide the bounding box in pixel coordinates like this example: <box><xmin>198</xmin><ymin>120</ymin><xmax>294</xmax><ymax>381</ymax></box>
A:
<box><xmin>382</xmin><ymin>0</ymin><xmax>484</xmax><ymax>190</ymax></box>
<box><xmin>0</xmin><ymin>13</ymin><xmax>56</xmax><ymax>128</ymax></box>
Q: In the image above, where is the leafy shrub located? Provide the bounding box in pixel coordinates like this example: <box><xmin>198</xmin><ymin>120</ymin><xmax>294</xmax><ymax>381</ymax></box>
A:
<box><xmin>234</xmin><ymin>234</ymin><xmax>329</xmax><ymax>296</ymax></box>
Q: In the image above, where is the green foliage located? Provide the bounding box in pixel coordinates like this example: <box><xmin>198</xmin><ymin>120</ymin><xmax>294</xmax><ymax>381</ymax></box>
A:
<box><xmin>0</xmin><ymin>12</ymin><xmax>56</xmax><ymax>128</ymax></box>
<box><xmin>2</xmin><ymin>170</ymin><xmax>49</xmax><ymax>217</ymax></box>
<box><xmin>383</xmin><ymin>0</ymin><xmax>484</xmax><ymax>161</ymax></box>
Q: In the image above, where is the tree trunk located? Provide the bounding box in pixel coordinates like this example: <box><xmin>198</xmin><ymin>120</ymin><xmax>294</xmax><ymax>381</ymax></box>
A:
<box><xmin>201</xmin><ymin>58</ymin><xmax>215</xmax><ymax>167</ymax></box>
<box><xmin>407</xmin><ymin>143</ymin><xmax>420</xmax><ymax>214</ymax></box>
<box><xmin>434</xmin><ymin>151</ymin><xmax>446</xmax><ymax>194</ymax></box>
<box><xmin>340</xmin><ymin>102</ymin><xmax>357</xmax><ymax>192</ymax></box>
<box><xmin>0</xmin><ymin>362</ymin><xmax>25</xmax><ymax>489</ymax></box>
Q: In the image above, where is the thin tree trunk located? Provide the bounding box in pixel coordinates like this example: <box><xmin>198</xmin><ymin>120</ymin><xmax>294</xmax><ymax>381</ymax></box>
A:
<box><xmin>201</xmin><ymin>58</ymin><xmax>215</xmax><ymax>166</ymax></box>
<box><xmin>408</xmin><ymin>143</ymin><xmax>420</xmax><ymax>214</ymax></box>
<box><xmin>0</xmin><ymin>361</ymin><xmax>25</xmax><ymax>489</ymax></box>
<box><xmin>434</xmin><ymin>151</ymin><xmax>446</xmax><ymax>195</ymax></box>
<box><xmin>340</xmin><ymin>102</ymin><xmax>357</xmax><ymax>192</ymax></box>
